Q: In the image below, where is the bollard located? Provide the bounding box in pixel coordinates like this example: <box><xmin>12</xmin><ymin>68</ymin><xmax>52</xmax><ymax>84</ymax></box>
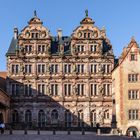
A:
<box><xmin>37</xmin><ymin>129</ymin><xmax>40</xmax><ymax>135</ymax></box>
<box><xmin>24</xmin><ymin>128</ymin><xmax>27</xmax><ymax>135</ymax></box>
<box><xmin>53</xmin><ymin>129</ymin><xmax>56</xmax><ymax>135</ymax></box>
<box><xmin>82</xmin><ymin>129</ymin><xmax>85</xmax><ymax>135</ymax></box>
<box><xmin>67</xmin><ymin>129</ymin><xmax>71</xmax><ymax>135</ymax></box>
<box><xmin>97</xmin><ymin>129</ymin><xmax>101</xmax><ymax>135</ymax></box>
<box><xmin>9</xmin><ymin>128</ymin><xmax>12</xmax><ymax>135</ymax></box>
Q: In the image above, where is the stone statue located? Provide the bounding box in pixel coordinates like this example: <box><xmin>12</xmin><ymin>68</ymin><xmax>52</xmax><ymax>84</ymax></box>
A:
<box><xmin>72</xmin><ymin>63</ymin><xmax>76</xmax><ymax>72</ymax></box>
<box><xmin>59</xmin><ymin>45</ymin><xmax>64</xmax><ymax>55</ymax></box>
<box><xmin>46</xmin><ymin>63</ymin><xmax>50</xmax><ymax>73</ymax></box>
<box><xmin>20</xmin><ymin>63</ymin><xmax>24</xmax><ymax>72</ymax></box>
<box><xmin>85</xmin><ymin>9</ymin><xmax>88</xmax><ymax>17</ymax></box>
<box><xmin>46</xmin><ymin>84</ymin><xmax>50</xmax><ymax>95</ymax></box>
<box><xmin>98</xmin><ymin>84</ymin><xmax>103</xmax><ymax>96</ymax></box>
<box><xmin>98</xmin><ymin>63</ymin><xmax>103</xmax><ymax>74</ymax></box>
<box><xmin>98</xmin><ymin>110</ymin><xmax>104</xmax><ymax>124</ymax></box>
<box><xmin>72</xmin><ymin>45</ymin><xmax>76</xmax><ymax>54</ymax></box>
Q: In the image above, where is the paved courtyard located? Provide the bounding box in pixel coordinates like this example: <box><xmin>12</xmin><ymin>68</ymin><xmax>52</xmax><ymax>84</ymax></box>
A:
<box><xmin>0</xmin><ymin>130</ymin><xmax>138</xmax><ymax>140</ymax></box>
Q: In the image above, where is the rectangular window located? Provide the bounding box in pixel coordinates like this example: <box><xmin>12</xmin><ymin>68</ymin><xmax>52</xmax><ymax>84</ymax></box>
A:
<box><xmin>37</xmin><ymin>64</ymin><xmax>45</xmax><ymax>74</ymax></box>
<box><xmin>91</xmin><ymin>84</ymin><xmax>97</xmax><ymax>96</ymax></box>
<box><xmin>77</xmin><ymin>84</ymin><xmax>84</xmax><ymax>96</ymax></box>
<box><xmin>130</xmin><ymin>54</ymin><xmax>137</xmax><ymax>61</ymax></box>
<box><xmin>128</xmin><ymin>109</ymin><xmax>138</xmax><ymax>120</ymax></box>
<box><xmin>25</xmin><ymin>84</ymin><xmax>32</xmax><ymax>96</ymax></box>
<box><xmin>64</xmin><ymin>84</ymin><xmax>71</xmax><ymax>96</ymax></box>
<box><xmin>77</xmin><ymin>64</ymin><xmax>84</xmax><ymax>73</ymax></box>
<box><xmin>25</xmin><ymin>45</ymin><xmax>32</xmax><ymax>53</ymax></box>
<box><xmin>11</xmin><ymin>84</ymin><xmax>19</xmax><ymax>96</ymax></box>
<box><xmin>64</xmin><ymin>64</ymin><xmax>71</xmax><ymax>73</ymax></box>
<box><xmin>128</xmin><ymin>90</ymin><xmax>139</xmax><ymax>99</ymax></box>
<box><xmin>25</xmin><ymin>65</ymin><xmax>32</xmax><ymax>74</ymax></box>
<box><xmin>103</xmin><ymin>84</ymin><xmax>111</xmax><ymax>96</ymax></box>
<box><xmin>51</xmin><ymin>84</ymin><xmax>58</xmax><ymax>96</ymax></box>
<box><xmin>11</xmin><ymin>65</ymin><xmax>19</xmax><ymax>74</ymax></box>
<box><xmin>38</xmin><ymin>84</ymin><xmax>45</xmax><ymax>95</ymax></box>
<box><xmin>77</xmin><ymin>45</ymin><xmax>84</xmax><ymax>52</ymax></box>
<box><xmin>51</xmin><ymin>64</ymin><xmax>58</xmax><ymax>74</ymax></box>
<box><xmin>37</xmin><ymin>45</ymin><xmax>46</xmax><ymax>53</ymax></box>
<box><xmin>90</xmin><ymin>45</ymin><xmax>97</xmax><ymax>52</ymax></box>
<box><xmin>91</xmin><ymin>64</ymin><xmax>97</xmax><ymax>73</ymax></box>
<box><xmin>128</xmin><ymin>74</ymin><xmax>138</xmax><ymax>82</ymax></box>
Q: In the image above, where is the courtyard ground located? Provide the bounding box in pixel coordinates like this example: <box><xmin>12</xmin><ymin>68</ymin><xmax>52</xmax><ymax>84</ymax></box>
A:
<box><xmin>0</xmin><ymin>130</ymin><xmax>138</xmax><ymax>140</ymax></box>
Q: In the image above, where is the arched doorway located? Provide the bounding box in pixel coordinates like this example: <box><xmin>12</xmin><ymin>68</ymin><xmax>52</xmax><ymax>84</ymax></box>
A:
<box><xmin>0</xmin><ymin>112</ymin><xmax>3</xmax><ymax>123</ymax></box>
<box><xmin>126</xmin><ymin>126</ymin><xmax>139</xmax><ymax>137</ymax></box>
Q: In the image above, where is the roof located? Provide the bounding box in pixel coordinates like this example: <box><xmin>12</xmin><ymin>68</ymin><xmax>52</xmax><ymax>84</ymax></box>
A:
<box><xmin>0</xmin><ymin>71</ymin><xmax>7</xmax><ymax>92</ymax></box>
<box><xmin>6</xmin><ymin>37</ymin><xmax>18</xmax><ymax>56</ymax></box>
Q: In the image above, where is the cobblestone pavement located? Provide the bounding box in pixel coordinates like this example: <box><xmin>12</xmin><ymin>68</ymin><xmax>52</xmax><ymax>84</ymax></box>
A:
<box><xmin>0</xmin><ymin>130</ymin><xmax>138</xmax><ymax>140</ymax></box>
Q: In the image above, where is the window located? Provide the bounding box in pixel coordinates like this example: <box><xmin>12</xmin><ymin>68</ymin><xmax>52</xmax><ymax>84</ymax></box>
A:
<box><xmin>11</xmin><ymin>84</ymin><xmax>19</xmax><ymax>96</ymax></box>
<box><xmin>90</xmin><ymin>64</ymin><xmax>97</xmax><ymax>73</ymax></box>
<box><xmin>11</xmin><ymin>64</ymin><xmax>19</xmax><ymax>74</ymax></box>
<box><xmin>38</xmin><ymin>84</ymin><xmax>45</xmax><ymax>95</ymax></box>
<box><xmin>102</xmin><ymin>64</ymin><xmax>110</xmax><ymax>74</ymax></box>
<box><xmin>65</xmin><ymin>110</ymin><xmax>71</xmax><ymax>127</ymax></box>
<box><xmin>90</xmin><ymin>45</ymin><xmax>97</xmax><ymax>52</ymax></box>
<box><xmin>77</xmin><ymin>84</ymin><xmax>84</xmax><ymax>96</ymax></box>
<box><xmin>78</xmin><ymin>110</ymin><xmax>84</xmax><ymax>127</ymax></box>
<box><xmin>77</xmin><ymin>64</ymin><xmax>84</xmax><ymax>73</ymax></box>
<box><xmin>51</xmin><ymin>84</ymin><xmax>58</xmax><ymax>96</ymax></box>
<box><xmin>51</xmin><ymin>64</ymin><xmax>58</xmax><ymax>74</ymax></box>
<box><xmin>64</xmin><ymin>84</ymin><xmax>71</xmax><ymax>96</ymax></box>
<box><xmin>25</xmin><ymin>45</ymin><xmax>32</xmax><ymax>53</ymax></box>
<box><xmin>103</xmin><ymin>84</ymin><xmax>111</xmax><ymax>96</ymax></box>
<box><xmin>128</xmin><ymin>109</ymin><xmax>138</xmax><ymax>120</ymax></box>
<box><xmin>104</xmin><ymin>110</ymin><xmax>110</xmax><ymax>119</ymax></box>
<box><xmin>91</xmin><ymin>84</ymin><xmax>97</xmax><ymax>96</ymax></box>
<box><xmin>130</xmin><ymin>54</ymin><xmax>137</xmax><ymax>61</ymax></box>
<box><xmin>64</xmin><ymin>64</ymin><xmax>71</xmax><ymax>73</ymax></box>
<box><xmin>25</xmin><ymin>65</ymin><xmax>32</xmax><ymax>73</ymax></box>
<box><xmin>88</xmin><ymin>33</ymin><xmax>90</xmax><ymax>38</ymax></box>
<box><xmin>84</xmin><ymin>33</ymin><xmax>86</xmax><ymax>38</ymax></box>
<box><xmin>38</xmin><ymin>110</ymin><xmax>45</xmax><ymax>127</ymax></box>
<box><xmin>90</xmin><ymin>110</ymin><xmax>96</xmax><ymax>127</ymax></box>
<box><xmin>51</xmin><ymin>110</ymin><xmax>58</xmax><ymax>120</ymax></box>
<box><xmin>12</xmin><ymin>110</ymin><xmax>19</xmax><ymax>123</ymax></box>
<box><xmin>128</xmin><ymin>90</ymin><xmax>139</xmax><ymax>99</ymax></box>
<box><xmin>37</xmin><ymin>45</ymin><xmax>46</xmax><ymax>53</ymax></box>
<box><xmin>25</xmin><ymin>110</ymin><xmax>32</xmax><ymax>124</ymax></box>
<box><xmin>128</xmin><ymin>74</ymin><xmax>138</xmax><ymax>82</ymax></box>
<box><xmin>24</xmin><ymin>84</ymin><xmax>32</xmax><ymax>96</ymax></box>
<box><xmin>37</xmin><ymin>64</ymin><xmax>45</xmax><ymax>74</ymax></box>
<box><xmin>77</xmin><ymin>45</ymin><xmax>84</xmax><ymax>52</ymax></box>
<box><xmin>31</xmin><ymin>32</ymin><xmax>39</xmax><ymax>39</ymax></box>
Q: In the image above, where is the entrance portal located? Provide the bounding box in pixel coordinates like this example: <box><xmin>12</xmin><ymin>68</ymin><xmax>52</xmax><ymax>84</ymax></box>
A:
<box><xmin>127</xmin><ymin>126</ymin><xmax>139</xmax><ymax>137</ymax></box>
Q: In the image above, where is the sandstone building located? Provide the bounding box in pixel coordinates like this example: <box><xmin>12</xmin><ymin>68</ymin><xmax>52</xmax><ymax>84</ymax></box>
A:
<box><xmin>112</xmin><ymin>38</ymin><xmax>140</xmax><ymax>135</ymax></box>
<box><xmin>0</xmin><ymin>72</ymin><xmax>10</xmax><ymax>124</ymax></box>
<box><xmin>6</xmin><ymin>11</ymin><xmax>114</xmax><ymax>129</ymax></box>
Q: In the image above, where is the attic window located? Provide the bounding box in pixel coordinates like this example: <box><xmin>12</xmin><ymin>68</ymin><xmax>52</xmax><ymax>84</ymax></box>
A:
<box><xmin>130</xmin><ymin>54</ymin><xmax>137</xmax><ymax>61</ymax></box>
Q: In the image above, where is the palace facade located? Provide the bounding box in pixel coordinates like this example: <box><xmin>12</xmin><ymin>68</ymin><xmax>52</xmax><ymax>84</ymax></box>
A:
<box><xmin>6</xmin><ymin>11</ymin><xmax>114</xmax><ymax>129</ymax></box>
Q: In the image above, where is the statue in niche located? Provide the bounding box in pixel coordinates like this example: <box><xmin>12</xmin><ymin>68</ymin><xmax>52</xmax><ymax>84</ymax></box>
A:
<box><xmin>98</xmin><ymin>63</ymin><xmax>103</xmax><ymax>74</ymax></box>
<box><xmin>46</xmin><ymin>84</ymin><xmax>50</xmax><ymax>95</ymax></box>
<box><xmin>72</xmin><ymin>44</ymin><xmax>76</xmax><ymax>54</ymax></box>
<box><xmin>72</xmin><ymin>84</ymin><xmax>77</xmax><ymax>95</ymax></box>
<box><xmin>72</xmin><ymin>63</ymin><xmax>76</xmax><ymax>73</ymax></box>
<box><xmin>98</xmin><ymin>84</ymin><xmax>103</xmax><ymax>97</ymax></box>
<box><xmin>46</xmin><ymin>63</ymin><xmax>50</xmax><ymax>73</ymax></box>
<box><xmin>98</xmin><ymin>110</ymin><xmax>104</xmax><ymax>124</ymax></box>
<box><xmin>20</xmin><ymin>63</ymin><xmax>24</xmax><ymax>72</ymax></box>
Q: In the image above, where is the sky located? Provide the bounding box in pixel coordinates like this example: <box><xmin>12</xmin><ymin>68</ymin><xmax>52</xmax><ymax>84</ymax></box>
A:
<box><xmin>1</xmin><ymin>0</ymin><xmax>140</xmax><ymax>71</ymax></box>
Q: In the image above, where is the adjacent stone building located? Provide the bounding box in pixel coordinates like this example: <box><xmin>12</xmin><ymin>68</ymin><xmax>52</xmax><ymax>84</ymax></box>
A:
<box><xmin>112</xmin><ymin>38</ymin><xmax>140</xmax><ymax>135</ymax></box>
<box><xmin>6</xmin><ymin>11</ymin><xmax>114</xmax><ymax>129</ymax></box>
<box><xmin>0</xmin><ymin>72</ymin><xmax>10</xmax><ymax>124</ymax></box>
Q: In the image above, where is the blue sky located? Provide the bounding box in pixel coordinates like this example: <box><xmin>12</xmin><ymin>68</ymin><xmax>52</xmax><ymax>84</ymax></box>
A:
<box><xmin>1</xmin><ymin>0</ymin><xmax>140</xmax><ymax>71</ymax></box>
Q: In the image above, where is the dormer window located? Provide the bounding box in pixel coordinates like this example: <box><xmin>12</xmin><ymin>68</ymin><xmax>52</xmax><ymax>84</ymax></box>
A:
<box><xmin>31</xmin><ymin>32</ymin><xmax>39</xmax><ymax>39</ymax></box>
<box><xmin>88</xmin><ymin>33</ymin><xmax>90</xmax><ymax>38</ymax></box>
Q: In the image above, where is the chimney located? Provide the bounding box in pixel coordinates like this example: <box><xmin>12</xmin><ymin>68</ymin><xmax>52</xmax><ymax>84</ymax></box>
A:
<box><xmin>57</xmin><ymin>28</ymin><xmax>62</xmax><ymax>38</ymax></box>
<box><xmin>14</xmin><ymin>27</ymin><xmax>18</xmax><ymax>39</ymax></box>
